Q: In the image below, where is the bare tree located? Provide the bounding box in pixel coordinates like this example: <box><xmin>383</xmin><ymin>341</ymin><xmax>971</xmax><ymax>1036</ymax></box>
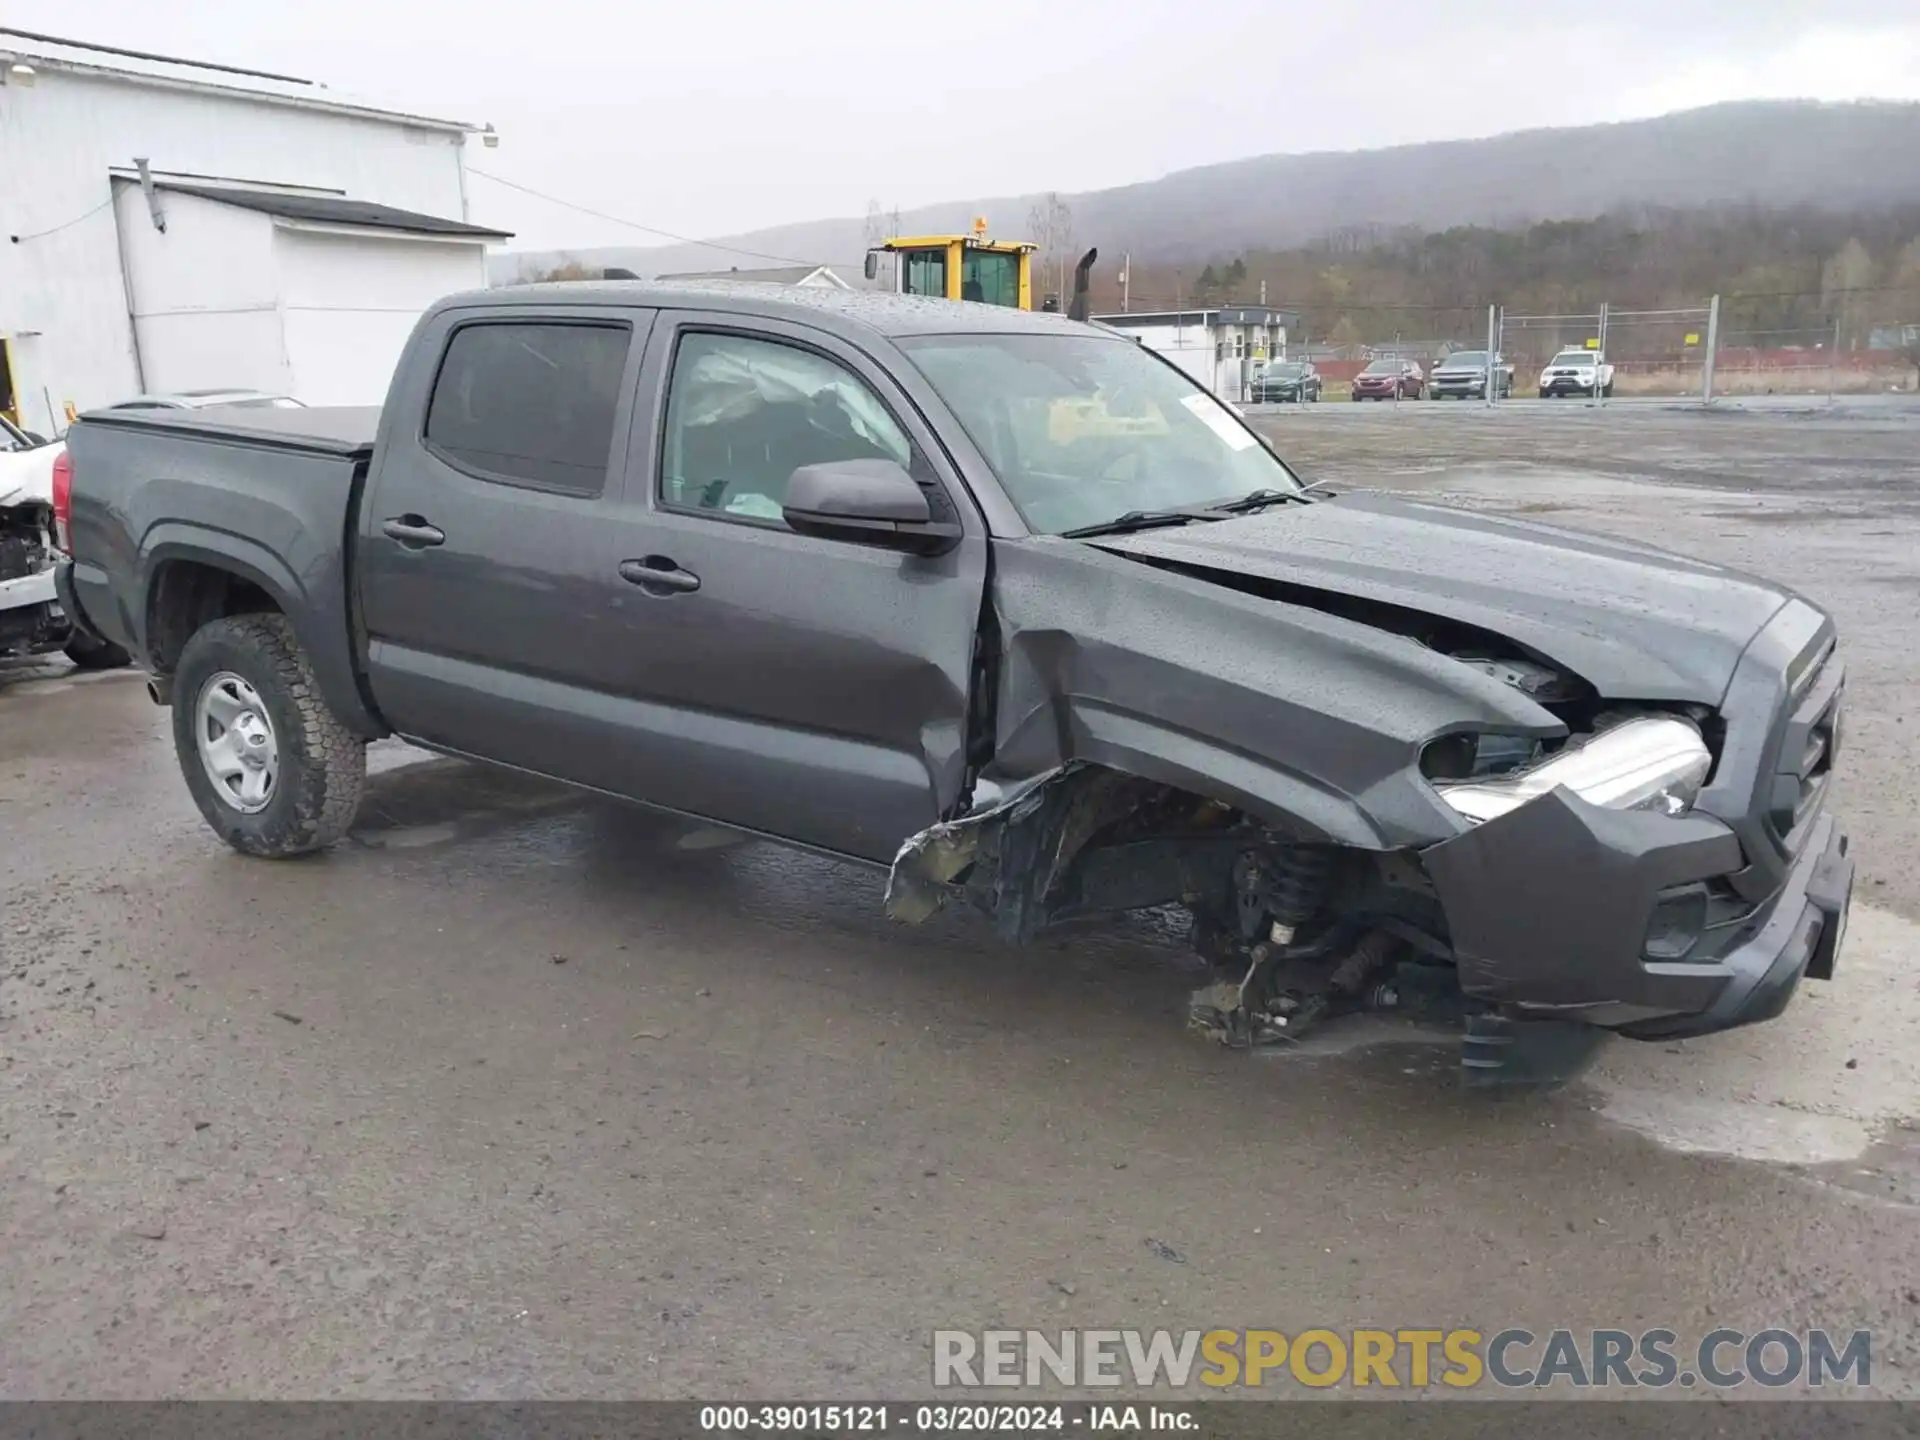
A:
<box><xmin>1821</xmin><ymin>238</ymin><xmax>1876</xmax><ymax>348</ymax></box>
<box><xmin>512</xmin><ymin>259</ymin><xmax>598</xmax><ymax>285</ymax></box>
<box><xmin>1027</xmin><ymin>192</ymin><xmax>1075</xmax><ymax>305</ymax></box>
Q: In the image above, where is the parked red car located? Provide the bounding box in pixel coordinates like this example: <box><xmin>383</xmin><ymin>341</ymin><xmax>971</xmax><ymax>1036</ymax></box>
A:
<box><xmin>1351</xmin><ymin>357</ymin><xmax>1424</xmax><ymax>401</ymax></box>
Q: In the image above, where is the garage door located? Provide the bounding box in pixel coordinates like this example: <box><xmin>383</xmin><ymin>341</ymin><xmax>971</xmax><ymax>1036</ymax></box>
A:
<box><xmin>274</xmin><ymin>227</ymin><xmax>488</xmax><ymax>406</ymax></box>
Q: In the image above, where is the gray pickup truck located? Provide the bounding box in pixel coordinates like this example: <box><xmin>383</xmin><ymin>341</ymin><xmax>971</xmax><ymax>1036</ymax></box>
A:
<box><xmin>57</xmin><ymin>282</ymin><xmax>1853</xmax><ymax>1082</ymax></box>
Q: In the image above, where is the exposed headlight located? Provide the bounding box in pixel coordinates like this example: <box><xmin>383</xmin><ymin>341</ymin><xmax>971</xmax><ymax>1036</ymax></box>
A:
<box><xmin>1437</xmin><ymin>717</ymin><xmax>1712</xmax><ymax>824</ymax></box>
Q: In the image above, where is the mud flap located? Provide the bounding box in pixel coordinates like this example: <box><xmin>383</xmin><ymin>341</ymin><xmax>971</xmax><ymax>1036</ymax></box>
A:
<box><xmin>1461</xmin><ymin>1012</ymin><xmax>1608</xmax><ymax>1089</ymax></box>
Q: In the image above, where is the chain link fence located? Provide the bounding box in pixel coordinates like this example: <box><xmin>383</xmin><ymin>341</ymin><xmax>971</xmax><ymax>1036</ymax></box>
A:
<box><xmin>1100</xmin><ymin>287</ymin><xmax>1918</xmax><ymax>407</ymax></box>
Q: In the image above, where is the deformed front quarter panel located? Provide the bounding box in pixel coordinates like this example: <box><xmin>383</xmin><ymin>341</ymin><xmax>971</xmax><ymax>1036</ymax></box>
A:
<box><xmin>978</xmin><ymin>538</ymin><xmax>1565</xmax><ymax>850</ymax></box>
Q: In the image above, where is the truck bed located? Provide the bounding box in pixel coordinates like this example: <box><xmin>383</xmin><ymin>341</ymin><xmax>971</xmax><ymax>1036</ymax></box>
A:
<box><xmin>76</xmin><ymin>405</ymin><xmax>381</xmax><ymax>458</ymax></box>
<box><xmin>63</xmin><ymin>403</ymin><xmax>386</xmax><ymax>738</ymax></box>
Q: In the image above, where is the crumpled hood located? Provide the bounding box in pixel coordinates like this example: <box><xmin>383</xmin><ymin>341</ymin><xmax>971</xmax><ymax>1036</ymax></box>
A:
<box><xmin>1092</xmin><ymin>490</ymin><xmax>1792</xmax><ymax>703</ymax></box>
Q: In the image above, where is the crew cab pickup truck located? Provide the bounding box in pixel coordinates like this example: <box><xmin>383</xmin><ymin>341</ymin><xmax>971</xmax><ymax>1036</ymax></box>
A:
<box><xmin>58</xmin><ymin>282</ymin><xmax>1853</xmax><ymax>1083</ymax></box>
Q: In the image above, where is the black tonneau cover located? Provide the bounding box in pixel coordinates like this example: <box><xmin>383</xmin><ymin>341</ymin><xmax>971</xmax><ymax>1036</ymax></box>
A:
<box><xmin>76</xmin><ymin>404</ymin><xmax>381</xmax><ymax>459</ymax></box>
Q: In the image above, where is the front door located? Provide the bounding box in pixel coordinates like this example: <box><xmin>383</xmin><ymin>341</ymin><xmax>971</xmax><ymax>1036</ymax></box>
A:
<box><xmin>584</xmin><ymin>311</ymin><xmax>990</xmax><ymax>862</ymax></box>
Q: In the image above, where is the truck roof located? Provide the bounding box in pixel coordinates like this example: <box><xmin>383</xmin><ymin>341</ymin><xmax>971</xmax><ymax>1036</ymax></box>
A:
<box><xmin>445</xmin><ymin>280</ymin><xmax>1102</xmax><ymax>341</ymax></box>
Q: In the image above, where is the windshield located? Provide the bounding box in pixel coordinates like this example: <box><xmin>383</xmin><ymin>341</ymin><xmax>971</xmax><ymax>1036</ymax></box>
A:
<box><xmin>1441</xmin><ymin>352</ymin><xmax>1487</xmax><ymax>368</ymax></box>
<box><xmin>1552</xmin><ymin>352</ymin><xmax>1596</xmax><ymax>366</ymax></box>
<box><xmin>961</xmin><ymin>250</ymin><xmax>1021</xmax><ymax>307</ymax></box>
<box><xmin>901</xmin><ymin>333</ymin><xmax>1301</xmax><ymax>536</ymax></box>
<box><xmin>1361</xmin><ymin>358</ymin><xmax>1404</xmax><ymax>375</ymax></box>
<box><xmin>1265</xmin><ymin>363</ymin><xmax>1307</xmax><ymax>378</ymax></box>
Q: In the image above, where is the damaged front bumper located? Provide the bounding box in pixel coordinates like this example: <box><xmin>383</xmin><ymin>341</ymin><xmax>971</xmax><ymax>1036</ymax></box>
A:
<box><xmin>1423</xmin><ymin>786</ymin><xmax>1852</xmax><ymax>1038</ymax></box>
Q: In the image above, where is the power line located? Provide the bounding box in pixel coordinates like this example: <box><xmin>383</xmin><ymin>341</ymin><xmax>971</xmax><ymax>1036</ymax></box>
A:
<box><xmin>9</xmin><ymin>195</ymin><xmax>115</xmax><ymax>244</ymax></box>
<box><xmin>466</xmin><ymin>167</ymin><xmax>858</xmax><ymax>270</ymax></box>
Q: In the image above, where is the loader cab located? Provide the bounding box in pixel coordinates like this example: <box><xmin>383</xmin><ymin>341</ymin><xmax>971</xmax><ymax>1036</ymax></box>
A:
<box><xmin>865</xmin><ymin>223</ymin><xmax>1037</xmax><ymax>310</ymax></box>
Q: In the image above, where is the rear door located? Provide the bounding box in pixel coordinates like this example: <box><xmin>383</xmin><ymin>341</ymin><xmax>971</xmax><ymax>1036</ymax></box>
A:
<box><xmin>355</xmin><ymin>301</ymin><xmax>653</xmax><ymax>778</ymax></box>
<box><xmin>579</xmin><ymin>310</ymin><xmax>990</xmax><ymax>862</ymax></box>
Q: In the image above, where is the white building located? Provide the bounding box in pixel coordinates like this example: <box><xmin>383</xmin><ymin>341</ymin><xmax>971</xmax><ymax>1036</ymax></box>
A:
<box><xmin>657</xmin><ymin>264</ymin><xmax>859</xmax><ymax>290</ymax></box>
<box><xmin>0</xmin><ymin>30</ymin><xmax>508</xmax><ymax>431</ymax></box>
<box><xmin>1092</xmin><ymin>306</ymin><xmax>1297</xmax><ymax>402</ymax></box>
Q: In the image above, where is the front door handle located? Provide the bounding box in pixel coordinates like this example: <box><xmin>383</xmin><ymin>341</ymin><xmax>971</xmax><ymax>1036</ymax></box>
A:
<box><xmin>619</xmin><ymin>556</ymin><xmax>701</xmax><ymax>596</ymax></box>
<box><xmin>381</xmin><ymin>516</ymin><xmax>446</xmax><ymax>549</ymax></box>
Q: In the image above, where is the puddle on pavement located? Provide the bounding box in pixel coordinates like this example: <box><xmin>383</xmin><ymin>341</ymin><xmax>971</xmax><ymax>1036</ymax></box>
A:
<box><xmin>349</xmin><ymin>752</ymin><xmax>584</xmax><ymax>848</ymax></box>
<box><xmin>195</xmin><ymin>708</ymin><xmax>1920</xmax><ymax>1187</ymax></box>
<box><xmin>1580</xmin><ymin>902</ymin><xmax>1920</xmax><ymax>1176</ymax></box>
<box><xmin>1245</xmin><ymin>901</ymin><xmax>1920</xmax><ymax>1188</ymax></box>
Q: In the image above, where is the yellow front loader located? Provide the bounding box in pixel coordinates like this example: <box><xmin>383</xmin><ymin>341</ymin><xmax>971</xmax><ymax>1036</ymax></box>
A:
<box><xmin>865</xmin><ymin>218</ymin><xmax>1097</xmax><ymax>319</ymax></box>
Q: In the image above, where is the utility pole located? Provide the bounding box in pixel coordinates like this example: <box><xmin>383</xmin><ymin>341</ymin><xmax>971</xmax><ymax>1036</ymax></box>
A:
<box><xmin>1484</xmin><ymin>303</ymin><xmax>1497</xmax><ymax>408</ymax></box>
<box><xmin>1591</xmin><ymin>301</ymin><xmax>1609</xmax><ymax>408</ymax></box>
<box><xmin>1702</xmin><ymin>294</ymin><xmax>1720</xmax><ymax>406</ymax></box>
<box><xmin>1829</xmin><ymin>308</ymin><xmax>1843</xmax><ymax>405</ymax></box>
<box><xmin>1122</xmin><ymin>253</ymin><xmax>1131</xmax><ymax>313</ymax></box>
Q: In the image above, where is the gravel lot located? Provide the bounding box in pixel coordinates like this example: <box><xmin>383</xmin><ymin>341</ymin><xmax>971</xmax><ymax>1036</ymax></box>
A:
<box><xmin>3</xmin><ymin>396</ymin><xmax>1917</xmax><ymax>1399</ymax></box>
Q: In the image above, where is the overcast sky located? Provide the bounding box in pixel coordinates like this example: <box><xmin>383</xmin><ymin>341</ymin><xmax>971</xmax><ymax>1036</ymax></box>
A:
<box><xmin>11</xmin><ymin>2</ymin><xmax>1920</xmax><ymax>252</ymax></box>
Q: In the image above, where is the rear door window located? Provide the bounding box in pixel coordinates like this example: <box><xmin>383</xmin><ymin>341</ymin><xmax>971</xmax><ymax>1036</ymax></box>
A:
<box><xmin>425</xmin><ymin>320</ymin><xmax>631</xmax><ymax>495</ymax></box>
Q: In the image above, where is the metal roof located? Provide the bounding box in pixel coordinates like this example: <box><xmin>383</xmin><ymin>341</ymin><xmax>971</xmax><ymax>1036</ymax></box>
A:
<box><xmin>444</xmin><ymin>280</ymin><xmax>1105</xmax><ymax>339</ymax></box>
<box><xmin>156</xmin><ymin>183</ymin><xmax>512</xmax><ymax>240</ymax></box>
<box><xmin>1094</xmin><ymin>306</ymin><xmax>1301</xmax><ymax>327</ymax></box>
<box><xmin>0</xmin><ymin>28</ymin><xmax>477</xmax><ymax>133</ymax></box>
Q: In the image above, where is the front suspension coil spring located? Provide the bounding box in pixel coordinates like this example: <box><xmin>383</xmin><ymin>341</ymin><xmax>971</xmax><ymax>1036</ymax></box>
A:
<box><xmin>1262</xmin><ymin>846</ymin><xmax>1337</xmax><ymax>929</ymax></box>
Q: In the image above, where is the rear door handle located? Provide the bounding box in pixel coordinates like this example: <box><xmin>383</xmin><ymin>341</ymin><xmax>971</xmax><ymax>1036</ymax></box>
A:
<box><xmin>381</xmin><ymin>516</ymin><xmax>446</xmax><ymax>549</ymax></box>
<box><xmin>619</xmin><ymin>557</ymin><xmax>701</xmax><ymax>596</ymax></box>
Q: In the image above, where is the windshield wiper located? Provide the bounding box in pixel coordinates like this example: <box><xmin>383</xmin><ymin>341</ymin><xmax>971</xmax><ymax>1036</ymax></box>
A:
<box><xmin>1208</xmin><ymin>487</ymin><xmax>1315</xmax><ymax>515</ymax></box>
<box><xmin>1060</xmin><ymin>509</ymin><xmax>1220</xmax><ymax>539</ymax></box>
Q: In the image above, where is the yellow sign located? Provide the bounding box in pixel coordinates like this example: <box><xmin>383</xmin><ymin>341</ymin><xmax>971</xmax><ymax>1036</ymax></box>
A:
<box><xmin>1684</xmin><ymin>333</ymin><xmax>1700</xmax><ymax>346</ymax></box>
<box><xmin>1585</xmin><ymin>338</ymin><xmax>1601</xmax><ymax>349</ymax></box>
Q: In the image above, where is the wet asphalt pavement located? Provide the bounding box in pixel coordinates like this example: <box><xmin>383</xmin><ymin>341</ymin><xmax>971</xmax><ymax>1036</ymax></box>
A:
<box><xmin>3</xmin><ymin>397</ymin><xmax>1918</xmax><ymax>1399</ymax></box>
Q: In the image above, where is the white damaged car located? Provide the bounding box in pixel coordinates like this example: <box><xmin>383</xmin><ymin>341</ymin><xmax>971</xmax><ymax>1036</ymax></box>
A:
<box><xmin>1</xmin><ymin>415</ymin><xmax>127</xmax><ymax>668</ymax></box>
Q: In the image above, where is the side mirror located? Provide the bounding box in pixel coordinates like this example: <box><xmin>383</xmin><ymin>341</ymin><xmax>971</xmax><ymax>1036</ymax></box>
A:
<box><xmin>863</xmin><ymin>251</ymin><xmax>879</xmax><ymax>282</ymax></box>
<box><xmin>783</xmin><ymin>459</ymin><xmax>961</xmax><ymax>556</ymax></box>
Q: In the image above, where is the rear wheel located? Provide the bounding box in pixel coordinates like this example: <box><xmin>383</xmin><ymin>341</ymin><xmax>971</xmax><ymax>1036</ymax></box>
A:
<box><xmin>63</xmin><ymin>631</ymin><xmax>130</xmax><ymax>670</ymax></box>
<box><xmin>171</xmin><ymin>613</ymin><xmax>365</xmax><ymax>857</ymax></box>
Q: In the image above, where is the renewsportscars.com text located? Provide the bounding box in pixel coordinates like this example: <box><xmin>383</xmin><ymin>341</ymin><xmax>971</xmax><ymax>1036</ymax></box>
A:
<box><xmin>932</xmin><ymin>1327</ymin><xmax>1872</xmax><ymax>1391</ymax></box>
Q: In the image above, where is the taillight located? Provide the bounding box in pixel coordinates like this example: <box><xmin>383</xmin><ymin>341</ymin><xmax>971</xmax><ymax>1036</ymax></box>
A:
<box><xmin>50</xmin><ymin>449</ymin><xmax>74</xmax><ymax>553</ymax></box>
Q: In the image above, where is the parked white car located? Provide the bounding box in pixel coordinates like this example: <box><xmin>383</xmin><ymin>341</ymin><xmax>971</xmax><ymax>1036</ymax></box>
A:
<box><xmin>1538</xmin><ymin>350</ymin><xmax>1615</xmax><ymax>398</ymax></box>
<box><xmin>1</xmin><ymin>416</ymin><xmax>128</xmax><ymax>668</ymax></box>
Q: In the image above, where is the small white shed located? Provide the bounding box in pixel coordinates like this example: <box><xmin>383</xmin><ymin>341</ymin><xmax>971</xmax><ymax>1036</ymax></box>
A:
<box><xmin>112</xmin><ymin>179</ymin><xmax>511</xmax><ymax>405</ymax></box>
<box><xmin>1091</xmin><ymin>306</ymin><xmax>1297</xmax><ymax>401</ymax></box>
<box><xmin>656</xmin><ymin>264</ymin><xmax>860</xmax><ymax>290</ymax></box>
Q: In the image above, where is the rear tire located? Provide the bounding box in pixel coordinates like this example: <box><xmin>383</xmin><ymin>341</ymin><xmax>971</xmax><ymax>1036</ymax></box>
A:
<box><xmin>171</xmin><ymin>613</ymin><xmax>365</xmax><ymax>858</ymax></box>
<box><xmin>63</xmin><ymin>632</ymin><xmax>131</xmax><ymax>670</ymax></box>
